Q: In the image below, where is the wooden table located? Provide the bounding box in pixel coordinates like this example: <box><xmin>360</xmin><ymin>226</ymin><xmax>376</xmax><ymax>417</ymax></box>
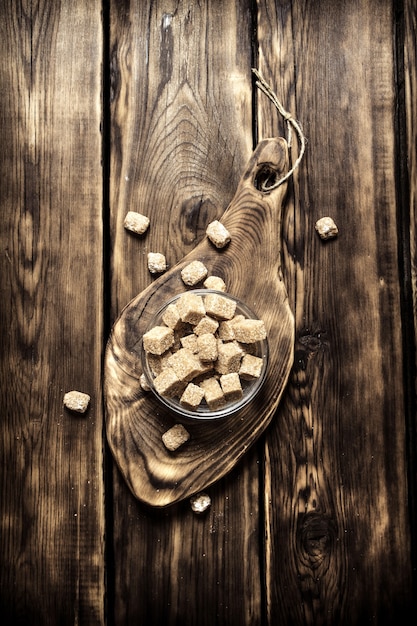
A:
<box><xmin>1</xmin><ymin>1</ymin><xmax>416</xmax><ymax>624</ymax></box>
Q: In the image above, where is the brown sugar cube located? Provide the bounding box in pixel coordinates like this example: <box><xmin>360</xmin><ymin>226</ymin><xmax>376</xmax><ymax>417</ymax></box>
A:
<box><xmin>197</xmin><ymin>333</ymin><xmax>218</xmax><ymax>362</ymax></box>
<box><xmin>147</xmin><ymin>350</ymin><xmax>173</xmax><ymax>376</ymax></box>
<box><xmin>162</xmin><ymin>303</ymin><xmax>183</xmax><ymax>330</ymax></box>
<box><xmin>123</xmin><ymin>211</ymin><xmax>150</xmax><ymax>235</ymax></box>
<box><xmin>232</xmin><ymin>319</ymin><xmax>266</xmax><ymax>343</ymax></box>
<box><xmin>180</xmin><ymin>383</ymin><xmax>205</xmax><ymax>411</ymax></box>
<box><xmin>153</xmin><ymin>368</ymin><xmax>184</xmax><ymax>397</ymax></box>
<box><xmin>215</xmin><ymin>341</ymin><xmax>244</xmax><ymax>374</ymax></box>
<box><xmin>231</xmin><ymin>314</ymin><xmax>246</xmax><ymax>325</ymax></box>
<box><xmin>63</xmin><ymin>390</ymin><xmax>90</xmax><ymax>414</ymax></box>
<box><xmin>237</xmin><ymin>341</ymin><xmax>257</xmax><ymax>355</ymax></box>
<box><xmin>181</xmin><ymin>260</ymin><xmax>208</xmax><ymax>286</ymax></box>
<box><xmin>147</xmin><ymin>252</ymin><xmax>167</xmax><ymax>274</ymax></box>
<box><xmin>162</xmin><ymin>423</ymin><xmax>190</xmax><ymax>451</ymax></box>
<box><xmin>203</xmin><ymin>275</ymin><xmax>226</xmax><ymax>292</ymax></box>
<box><xmin>239</xmin><ymin>354</ymin><xmax>264</xmax><ymax>380</ymax></box>
<box><xmin>143</xmin><ymin>326</ymin><xmax>175</xmax><ymax>355</ymax></box>
<box><xmin>204</xmin><ymin>293</ymin><xmax>236</xmax><ymax>320</ymax></box>
<box><xmin>193</xmin><ymin>357</ymin><xmax>215</xmax><ymax>379</ymax></box>
<box><xmin>218</xmin><ymin>320</ymin><xmax>235</xmax><ymax>341</ymax></box>
<box><xmin>180</xmin><ymin>333</ymin><xmax>199</xmax><ymax>353</ymax></box>
<box><xmin>315</xmin><ymin>216</ymin><xmax>339</xmax><ymax>240</ymax></box>
<box><xmin>176</xmin><ymin>292</ymin><xmax>206</xmax><ymax>324</ymax></box>
<box><xmin>182</xmin><ymin>353</ymin><xmax>214</xmax><ymax>381</ymax></box>
<box><xmin>200</xmin><ymin>377</ymin><xmax>226</xmax><ymax>410</ymax></box>
<box><xmin>206</xmin><ymin>220</ymin><xmax>231</xmax><ymax>248</ymax></box>
<box><xmin>218</xmin><ymin>315</ymin><xmax>245</xmax><ymax>341</ymax></box>
<box><xmin>167</xmin><ymin>348</ymin><xmax>203</xmax><ymax>382</ymax></box>
<box><xmin>190</xmin><ymin>492</ymin><xmax>211</xmax><ymax>514</ymax></box>
<box><xmin>172</xmin><ymin>328</ymin><xmax>187</xmax><ymax>351</ymax></box>
<box><xmin>220</xmin><ymin>372</ymin><xmax>243</xmax><ymax>401</ymax></box>
<box><xmin>193</xmin><ymin>315</ymin><xmax>219</xmax><ymax>336</ymax></box>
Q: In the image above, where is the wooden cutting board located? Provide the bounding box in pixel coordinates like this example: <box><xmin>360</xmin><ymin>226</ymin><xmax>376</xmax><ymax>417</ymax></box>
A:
<box><xmin>104</xmin><ymin>137</ymin><xmax>294</xmax><ymax>507</ymax></box>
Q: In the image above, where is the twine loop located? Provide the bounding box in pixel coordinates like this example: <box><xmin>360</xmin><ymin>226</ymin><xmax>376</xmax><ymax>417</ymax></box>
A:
<box><xmin>252</xmin><ymin>68</ymin><xmax>306</xmax><ymax>191</ymax></box>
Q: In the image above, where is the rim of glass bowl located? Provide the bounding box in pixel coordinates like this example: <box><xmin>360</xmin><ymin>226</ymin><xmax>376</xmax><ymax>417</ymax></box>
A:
<box><xmin>140</xmin><ymin>289</ymin><xmax>269</xmax><ymax>420</ymax></box>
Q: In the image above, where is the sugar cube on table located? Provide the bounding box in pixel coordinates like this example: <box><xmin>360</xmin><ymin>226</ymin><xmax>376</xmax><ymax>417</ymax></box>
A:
<box><xmin>123</xmin><ymin>211</ymin><xmax>150</xmax><ymax>235</ymax></box>
<box><xmin>147</xmin><ymin>252</ymin><xmax>167</xmax><ymax>274</ymax></box>
<box><xmin>190</xmin><ymin>492</ymin><xmax>211</xmax><ymax>513</ymax></box>
<box><xmin>315</xmin><ymin>216</ymin><xmax>339</xmax><ymax>240</ymax></box>
<box><xmin>206</xmin><ymin>220</ymin><xmax>231</xmax><ymax>248</ymax></box>
<box><xmin>162</xmin><ymin>424</ymin><xmax>190</xmax><ymax>451</ymax></box>
<box><xmin>203</xmin><ymin>275</ymin><xmax>226</xmax><ymax>291</ymax></box>
<box><xmin>180</xmin><ymin>260</ymin><xmax>208</xmax><ymax>286</ymax></box>
<box><xmin>63</xmin><ymin>390</ymin><xmax>90</xmax><ymax>414</ymax></box>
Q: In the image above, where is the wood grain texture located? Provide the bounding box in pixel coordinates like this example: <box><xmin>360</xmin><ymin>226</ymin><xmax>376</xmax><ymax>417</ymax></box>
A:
<box><xmin>258</xmin><ymin>0</ymin><xmax>415</xmax><ymax>623</ymax></box>
<box><xmin>403</xmin><ymin>0</ymin><xmax>417</xmax><ymax>606</ymax></box>
<box><xmin>111</xmin><ymin>452</ymin><xmax>264</xmax><ymax>624</ymax></box>
<box><xmin>107</xmin><ymin>2</ymin><xmax>269</xmax><ymax>624</ymax></box>
<box><xmin>105</xmin><ymin>138</ymin><xmax>294</xmax><ymax>507</ymax></box>
<box><xmin>405</xmin><ymin>0</ymin><xmax>417</xmax><ymax>425</ymax></box>
<box><xmin>109</xmin><ymin>0</ymin><xmax>254</xmax><ymax>316</ymax></box>
<box><xmin>0</xmin><ymin>2</ymin><xmax>105</xmax><ymax>624</ymax></box>
<box><xmin>1</xmin><ymin>1</ymin><xmax>415</xmax><ymax>625</ymax></box>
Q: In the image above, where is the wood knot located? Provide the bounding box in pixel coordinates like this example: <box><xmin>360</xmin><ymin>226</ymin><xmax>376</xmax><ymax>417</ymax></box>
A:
<box><xmin>254</xmin><ymin>165</ymin><xmax>280</xmax><ymax>191</ymax></box>
<box><xmin>297</xmin><ymin>512</ymin><xmax>334</xmax><ymax>567</ymax></box>
<box><xmin>293</xmin><ymin>329</ymin><xmax>328</xmax><ymax>372</ymax></box>
<box><xmin>298</xmin><ymin>329</ymin><xmax>327</xmax><ymax>352</ymax></box>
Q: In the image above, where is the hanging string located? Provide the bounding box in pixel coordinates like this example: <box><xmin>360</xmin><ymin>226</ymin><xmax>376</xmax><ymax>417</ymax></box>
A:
<box><xmin>252</xmin><ymin>68</ymin><xmax>306</xmax><ymax>190</ymax></box>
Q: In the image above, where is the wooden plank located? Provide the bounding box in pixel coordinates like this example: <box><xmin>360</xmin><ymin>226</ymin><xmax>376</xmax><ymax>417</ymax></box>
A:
<box><xmin>404</xmin><ymin>0</ymin><xmax>417</xmax><ymax>319</ymax></box>
<box><xmin>404</xmin><ymin>0</ymin><xmax>417</xmax><ymax>537</ymax></box>
<box><xmin>109</xmin><ymin>0</ymin><xmax>254</xmax><ymax>316</ymax></box>
<box><xmin>0</xmin><ymin>2</ymin><xmax>105</xmax><ymax>624</ymax></box>
<box><xmin>107</xmin><ymin>0</ymin><xmax>266</xmax><ymax>623</ymax></box>
<box><xmin>111</xmin><ymin>456</ymin><xmax>264</xmax><ymax>624</ymax></box>
<box><xmin>258</xmin><ymin>0</ymin><xmax>414</xmax><ymax>623</ymax></box>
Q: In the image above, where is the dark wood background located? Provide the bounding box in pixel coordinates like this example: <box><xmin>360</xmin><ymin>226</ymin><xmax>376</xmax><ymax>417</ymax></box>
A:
<box><xmin>1</xmin><ymin>0</ymin><xmax>416</xmax><ymax>624</ymax></box>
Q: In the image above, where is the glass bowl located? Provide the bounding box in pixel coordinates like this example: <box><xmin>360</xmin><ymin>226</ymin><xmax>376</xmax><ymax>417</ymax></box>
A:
<box><xmin>140</xmin><ymin>289</ymin><xmax>269</xmax><ymax>420</ymax></box>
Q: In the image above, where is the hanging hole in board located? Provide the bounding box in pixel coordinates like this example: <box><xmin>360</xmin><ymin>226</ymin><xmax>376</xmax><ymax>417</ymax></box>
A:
<box><xmin>254</xmin><ymin>166</ymin><xmax>278</xmax><ymax>192</ymax></box>
<box><xmin>252</xmin><ymin>69</ymin><xmax>306</xmax><ymax>189</ymax></box>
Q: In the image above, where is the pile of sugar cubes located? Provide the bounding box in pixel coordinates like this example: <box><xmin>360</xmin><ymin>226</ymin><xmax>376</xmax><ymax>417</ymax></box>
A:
<box><xmin>142</xmin><ymin>289</ymin><xmax>267</xmax><ymax>412</ymax></box>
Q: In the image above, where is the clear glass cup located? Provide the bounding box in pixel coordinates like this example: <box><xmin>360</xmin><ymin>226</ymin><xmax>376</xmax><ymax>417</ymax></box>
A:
<box><xmin>141</xmin><ymin>289</ymin><xmax>269</xmax><ymax>420</ymax></box>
